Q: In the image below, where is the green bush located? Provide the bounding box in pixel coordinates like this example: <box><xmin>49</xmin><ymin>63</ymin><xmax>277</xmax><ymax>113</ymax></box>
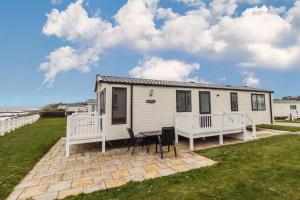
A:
<box><xmin>40</xmin><ymin>110</ymin><xmax>65</xmax><ymax>118</ymax></box>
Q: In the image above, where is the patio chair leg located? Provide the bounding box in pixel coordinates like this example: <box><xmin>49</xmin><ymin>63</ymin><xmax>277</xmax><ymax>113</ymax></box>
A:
<box><xmin>127</xmin><ymin>141</ymin><xmax>133</xmax><ymax>152</ymax></box>
<box><xmin>160</xmin><ymin>144</ymin><xmax>163</xmax><ymax>159</ymax></box>
<box><xmin>168</xmin><ymin>145</ymin><xmax>170</xmax><ymax>152</ymax></box>
<box><xmin>132</xmin><ymin>142</ymin><xmax>138</xmax><ymax>155</ymax></box>
<box><xmin>155</xmin><ymin>143</ymin><xmax>158</xmax><ymax>153</ymax></box>
<box><xmin>173</xmin><ymin>144</ymin><xmax>177</xmax><ymax>158</ymax></box>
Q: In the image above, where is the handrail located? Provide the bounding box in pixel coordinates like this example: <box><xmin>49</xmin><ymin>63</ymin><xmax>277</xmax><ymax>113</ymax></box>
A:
<box><xmin>290</xmin><ymin>109</ymin><xmax>300</xmax><ymax>121</ymax></box>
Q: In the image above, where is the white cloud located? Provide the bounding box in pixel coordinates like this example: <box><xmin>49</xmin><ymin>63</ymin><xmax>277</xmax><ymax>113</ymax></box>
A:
<box><xmin>213</xmin><ymin>6</ymin><xmax>290</xmax><ymax>44</ymax></box>
<box><xmin>43</xmin><ymin>0</ymin><xmax>112</xmax><ymax>42</ymax></box>
<box><xmin>175</xmin><ymin>0</ymin><xmax>204</xmax><ymax>7</ymax></box>
<box><xmin>218</xmin><ymin>76</ymin><xmax>226</xmax><ymax>81</ymax></box>
<box><xmin>51</xmin><ymin>0</ymin><xmax>63</xmax><ymax>5</ymax></box>
<box><xmin>40</xmin><ymin>45</ymin><xmax>100</xmax><ymax>87</ymax></box>
<box><xmin>209</xmin><ymin>0</ymin><xmax>237</xmax><ymax>20</ymax></box>
<box><xmin>129</xmin><ymin>57</ymin><xmax>200</xmax><ymax>81</ymax></box>
<box><xmin>41</xmin><ymin>0</ymin><xmax>300</xmax><ymax>86</ymax></box>
<box><xmin>242</xmin><ymin>71</ymin><xmax>260</xmax><ymax>87</ymax></box>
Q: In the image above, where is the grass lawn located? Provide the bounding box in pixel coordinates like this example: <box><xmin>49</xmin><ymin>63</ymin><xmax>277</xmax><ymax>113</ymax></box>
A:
<box><xmin>0</xmin><ymin>118</ymin><xmax>65</xmax><ymax>200</ymax></box>
<box><xmin>257</xmin><ymin>124</ymin><xmax>300</xmax><ymax>132</ymax></box>
<box><xmin>65</xmin><ymin>135</ymin><xmax>300</xmax><ymax>200</ymax></box>
<box><xmin>276</xmin><ymin>119</ymin><xmax>300</xmax><ymax>123</ymax></box>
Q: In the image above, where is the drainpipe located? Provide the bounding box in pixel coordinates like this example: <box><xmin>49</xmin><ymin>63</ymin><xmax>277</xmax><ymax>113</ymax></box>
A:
<box><xmin>130</xmin><ymin>85</ymin><xmax>133</xmax><ymax>129</ymax></box>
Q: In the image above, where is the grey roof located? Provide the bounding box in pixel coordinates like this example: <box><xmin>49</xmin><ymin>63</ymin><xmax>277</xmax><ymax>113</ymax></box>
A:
<box><xmin>86</xmin><ymin>99</ymin><xmax>96</xmax><ymax>104</ymax></box>
<box><xmin>273</xmin><ymin>99</ymin><xmax>300</xmax><ymax>103</ymax></box>
<box><xmin>96</xmin><ymin>75</ymin><xmax>273</xmax><ymax>93</ymax></box>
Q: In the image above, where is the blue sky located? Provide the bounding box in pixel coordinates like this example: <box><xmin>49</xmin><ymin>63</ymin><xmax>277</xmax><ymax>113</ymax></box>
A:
<box><xmin>1</xmin><ymin>0</ymin><xmax>300</xmax><ymax>107</ymax></box>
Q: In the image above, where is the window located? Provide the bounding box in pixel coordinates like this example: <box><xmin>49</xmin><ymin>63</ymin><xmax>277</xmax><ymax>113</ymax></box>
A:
<box><xmin>100</xmin><ymin>89</ymin><xmax>106</xmax><ymax>115</ymax></box>
<box><xmin>251</xmin><ymin>94</ymin><xmax>266</xmax><ymax>111</ymax></box>
<box><xmin>112</xmin><ymin>87</ymin><xmax>127</xmax><ymax>124</ymax></box>
<box><xmin>230</xmin><ymin>93</ymin><xmax>238</xmax><ymax>111</ymax></box>
<box><xmin>176</xmin><ymin>90</ymin><xmax>192</xmax><ymax>112</ymax></box>
<box><xmin>290</xmin><ymin>105</ymin><xmax>297</xmax><ymax>110</ymax></box>
<box><xmin>199</xmin><ymin>91</ymin><xmax>211</xmax><ymax>114</ymax></box>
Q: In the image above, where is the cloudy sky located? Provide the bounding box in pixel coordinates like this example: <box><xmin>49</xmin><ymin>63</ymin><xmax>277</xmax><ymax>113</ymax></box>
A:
<box><xmin>1</xmin><ymin>0</ymin><xmax>300</xmax><ymax>106</ymax></box>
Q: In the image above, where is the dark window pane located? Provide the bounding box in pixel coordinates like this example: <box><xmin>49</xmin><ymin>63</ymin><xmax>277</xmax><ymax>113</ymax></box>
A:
<box><xmin>230</xmin><ymin>93</ymin><xmax>238</xmax><ymax>111</ymax></box>
<box><xmin>291</xmin><ymin>105</ymin><xmax>297</xmax><ymax>110</ymax></box>
<box><xmin>112</xmin><ymin>88</ymin><xmax>127</xmax><ymax>124</ymax></box>
<box><xmin>252</xmin><ymin>94</ymin><xmax>265</xmax><ymax>111</ymax></box>
<box><xmin>100</xmin><ymin>89</ymin><xmax>106</xmax><ymax>115</ymax></box>
<box><xmin>200</xmin><ymin>92</ymin><xmax>211</xmax><ymax>114</ymax></box>
<box><xmin>176</xmin><ymin>90</ymin><xmax>191</xmax><ymax>112</ymax></box>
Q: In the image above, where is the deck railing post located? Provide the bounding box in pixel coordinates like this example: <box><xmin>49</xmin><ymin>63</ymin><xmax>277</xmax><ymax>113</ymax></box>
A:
<box><xmin>174</xmin><ymin>113</ymin><xmax>178</xmax><ymax>143</ymax></box>
<box><xmin>102</xmin><ymin>115</ymin><xmax>106</xmax><ymax>153</ymax></box>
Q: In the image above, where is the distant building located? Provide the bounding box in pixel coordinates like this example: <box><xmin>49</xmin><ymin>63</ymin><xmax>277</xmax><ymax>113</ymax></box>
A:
<box><xmin>86</xmin><ymin>99</ymin><xmax>97</xmax><ymax>112</ymax></box>
<box><xmin>64</xmin><ymin>99</ymin><xmax>96</xmax><ymax>113</ymax></box>
<box><xmin>273</xmin><ymin>99</ymin><xmax>300</xmax><ymax>119</ymax></box>
<box><xmin>65</xmin><ymin>104</ymin><xmax>88</xmax><ymax>113</ymax></box>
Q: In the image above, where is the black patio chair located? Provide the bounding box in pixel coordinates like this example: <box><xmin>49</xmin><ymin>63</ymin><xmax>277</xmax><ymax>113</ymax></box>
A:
<box><xmin>156</xmin><ymin>127</ymin><xmax>177</xmax><ymax>159</ymax></box>
<box><xmin>127</xmin><ymin>128</ymin><xmax>149</xmax><ymax>155</ymax></box>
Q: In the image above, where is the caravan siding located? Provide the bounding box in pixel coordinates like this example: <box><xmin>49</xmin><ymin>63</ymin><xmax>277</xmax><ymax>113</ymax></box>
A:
<box><xmin>98</xmin><ymin>83</ymin><xmax>272</xmax><ymax>140</ymax></box>
<box><xmin>273</xmin><ymin>101</ymin><xmax>300</xmax><ymax>118</ymax></box>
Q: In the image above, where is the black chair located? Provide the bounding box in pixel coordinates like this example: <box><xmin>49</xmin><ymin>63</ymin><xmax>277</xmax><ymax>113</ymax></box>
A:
<box><xmin>127</xmin><ymin>128</ymin><xmax>149</xmax><ymax>155</ymax></box>
<box><xmin>156</xmin><ymin>127</ymin><xmax>177</xmax><ymax>159</ymax></box>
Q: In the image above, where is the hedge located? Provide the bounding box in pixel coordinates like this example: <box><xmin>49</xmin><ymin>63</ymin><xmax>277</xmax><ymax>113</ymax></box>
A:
<box><xmin>40</xmin><ymin>111</ymin><xmax>65</xmax><ymax>118</ymax></box>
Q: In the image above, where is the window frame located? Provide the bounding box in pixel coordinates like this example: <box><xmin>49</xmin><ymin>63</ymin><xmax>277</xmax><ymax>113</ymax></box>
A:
<box><xmin>230</xmin><ymin>92</ymin><xmax>239</xmax><ymax>112</ymax></box>
<box><xmin>251</xmin><ymin>94</ymin><xmax>266</xmax><ymax>111</ymax></box>
<box><xmin>112</xmin><ymin>87</ymin><xmax>127</xmax><ymax>125</ymax></box>
<box><xmin>199</xmin><ymin>91</ymin><xmax>211</xmax><ymax>114</ymax></box>
<box><xmin>176</xmin><ymin>90</ymin><xmax>192</xmax><ymax>112</ymax></box>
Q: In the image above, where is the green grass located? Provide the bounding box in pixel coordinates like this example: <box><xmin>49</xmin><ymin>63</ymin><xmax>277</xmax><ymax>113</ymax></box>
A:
<box><xmin>276</xmin><ymin>119</ymin><xmax>300</xmax><ymax>123</ymax></box>
<box><xmin>65</xmin><ymin>135</ymin><xmax>300</xmax><ymax>200</ymax></box>
<box><xmin>0</xmin><ymin>118</ymin><xmax>65</xmax><ymax>199</ymax></box>
<box><xmin>257</xmin><ymin>124</ymin><xmax>300</xmax><ymax>132</ymax></box>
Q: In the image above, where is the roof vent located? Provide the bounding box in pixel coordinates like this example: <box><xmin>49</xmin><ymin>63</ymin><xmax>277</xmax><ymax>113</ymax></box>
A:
<box><xmin>225</xmin><ymin>85</ymin><xmax>231</xmax><ymax>87</ymax></box>
<box><xmin>189</xmin><ymin>81</ymin><xmax>195</xmax><ymax>83</ymax></box>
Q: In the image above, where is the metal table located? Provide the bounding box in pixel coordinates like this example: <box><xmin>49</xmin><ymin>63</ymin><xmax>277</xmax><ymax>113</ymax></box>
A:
<box><xmin>139</xmin><ymin>130</ymin><xmax>163</xmax><ymax>158</ymax></box>
<box><xmin>139</xmin><ymin>130</ymin><xmax>161</xmax><ymax>137</ymax></box>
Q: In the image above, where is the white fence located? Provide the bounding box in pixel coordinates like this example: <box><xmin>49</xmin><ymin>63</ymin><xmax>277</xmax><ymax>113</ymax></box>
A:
<box><xmin>66</xmin><ymin>112</ymin><xmax>106</xmax><ymax>157</ymax></box>
<box><xmin>0</xmin><ymin>114</ymin><xmax>40</xmax><ymax>136</ymax></box>
<box><xmin>175</xmin><ymin>112</ymin><xmax>255</xmax><ymax>150</ymax></box>
<box><xmin>290</xmin><ymin>109</ymin><xmax>300</xmax><ymax>121</ymax></box>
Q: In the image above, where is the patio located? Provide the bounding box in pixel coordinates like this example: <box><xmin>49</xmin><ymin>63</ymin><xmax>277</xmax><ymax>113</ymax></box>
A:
<box><xmin>7</xmin><ymin>129</ymin><xmax>287</xmax><ymax>200</ymax></box>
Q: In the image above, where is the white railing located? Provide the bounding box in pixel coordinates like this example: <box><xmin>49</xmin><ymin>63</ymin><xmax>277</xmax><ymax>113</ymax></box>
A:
<box><xmin>175</xmin><ymin>112</ymin><xmax>247</xmax><ymax>150</ymax></box>
<box><xmin>0</xmin><ymin>114</ymin><xmax>40</xmax><ymax>136</ymax></box>
<box><xmin>176</xmin><ymin>112</ymin><xmax>246</xmax><ymax>133</ymax></box>
<box><xmin>290</xmin><ymin>109</ymin><xmax>300</xmax><ymax>121</ymax></box>
<box><xmin>66</xmin><ymin>112</ymin><xmax>106</xmax><ymax>157</ymax></box>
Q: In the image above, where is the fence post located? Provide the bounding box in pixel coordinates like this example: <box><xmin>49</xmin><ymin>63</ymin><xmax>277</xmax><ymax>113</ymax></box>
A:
<box><xmin>0</xmin><ymin>121</ymin><xmax>3</xmax><ymax>136</ymax></box>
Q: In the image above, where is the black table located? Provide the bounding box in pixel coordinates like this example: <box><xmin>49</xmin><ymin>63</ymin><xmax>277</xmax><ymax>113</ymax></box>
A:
<box><xmin>139</xmin><ymin>130</ymin><xmax>161</xmax><ymax>137</ymax></box>
<box><xmin>139</xmin><ymin>130</ymin><xmax>163</xmax><ymax>158</ymax></box>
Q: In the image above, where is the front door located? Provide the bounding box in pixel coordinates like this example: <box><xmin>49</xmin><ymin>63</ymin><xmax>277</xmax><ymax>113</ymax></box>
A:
<box><xmin>199</xmin><ymin>91</ymin><xmax>211</xmax><ymax>127</ymax></box>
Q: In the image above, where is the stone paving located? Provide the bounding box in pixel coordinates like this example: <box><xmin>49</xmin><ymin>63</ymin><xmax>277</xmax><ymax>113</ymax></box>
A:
<box><xmin>7</xmin><ymin>128</ymin><xmax>288</xmax><ymax>200</ymax></box>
